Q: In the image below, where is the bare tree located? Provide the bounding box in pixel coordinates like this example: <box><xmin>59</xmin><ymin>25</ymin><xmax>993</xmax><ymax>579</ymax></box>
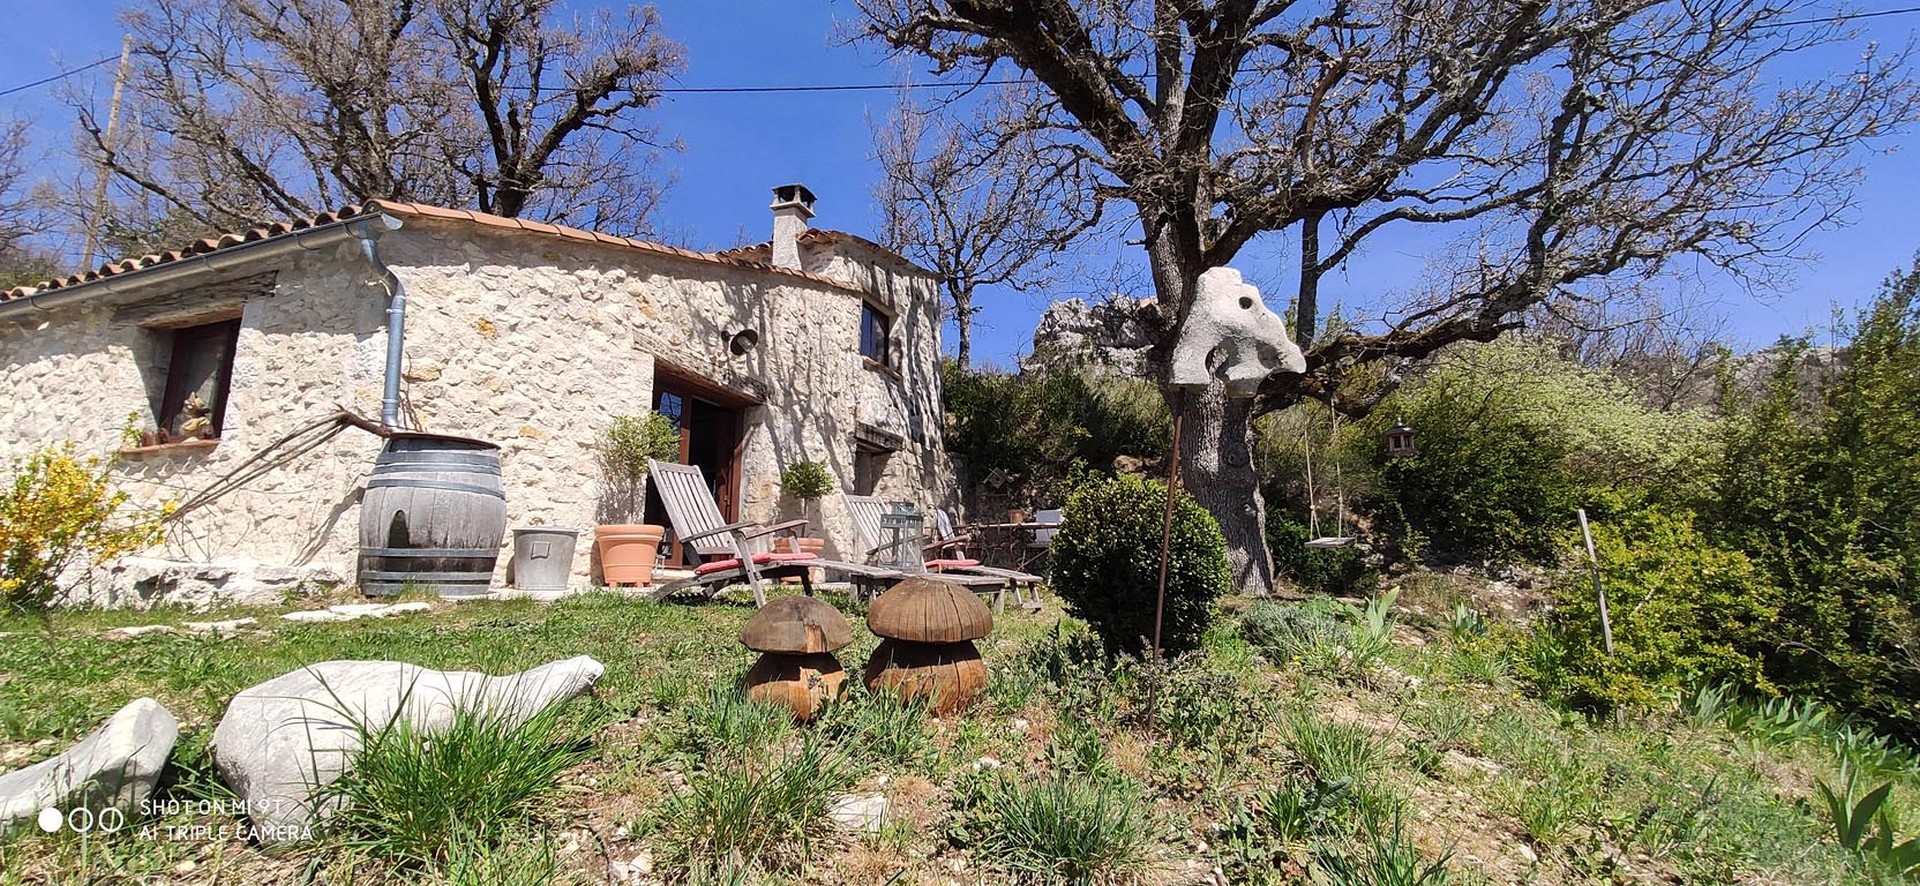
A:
<box><xmin>859</xmin><ymin>0</ymin><xmax>1917</xmax><ymax>595</ymax></box>
<box><xmin>873</xmin><ymin>91</ymin><xmax>1091</xmax><ymax>367</ymax></box>
<box><xmin>0</xmin><ymin>120</ymin><xmax>60</xmax><ymax>288</ymax></box>
<box><xmin>71</xmin><ymin>0</ymin><xmax>681</xmax><ymax>256</ymax></box>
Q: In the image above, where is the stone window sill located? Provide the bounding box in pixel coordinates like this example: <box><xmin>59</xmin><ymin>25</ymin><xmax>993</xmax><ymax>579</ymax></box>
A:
<box><xmin>119</xmin><ymin>439</ymin><xmax>220</xmax><ymax>458</ymax></box>
<box><xmin>862</xmin><ymin>357</ymin><xmax>901</xmax><ymax>380</ymax></box>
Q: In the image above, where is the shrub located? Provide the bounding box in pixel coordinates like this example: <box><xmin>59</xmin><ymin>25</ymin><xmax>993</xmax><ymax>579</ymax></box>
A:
<box><xmin>1525</xmin><ymin>506</ymin><xmax>1777</xmax><ymax>717</ymax></box>
<box><xmin>1700</xmin><ymin>266</ymin><xmax>1920</xmax><ymax>740</ymax></box>
<box><xmin>1360</xmin><ymin>337</ymin><xmax>1713</xmax><ymax>564</ymax></box>
<box><xmin>943</xmin><ymin>360</ymin><xmax>1170</xmax><ymax>511</ymax></box>
<box><xmin>316</xmin><ymin>690</ymin><xmax>591</xmax><ymax>865</ymax></box>
<box><xmin>1049</xmin><ymin>473</ymin><xmax>1230</xmax><ymax>657</ymax></box>
<box><xmin>1</xmin><ymin>442</ymin><xmax>167</xmax><ymax>612</ymax></box>
<box><xmin>966</xmin><ymin>771</ymin><xmax>1152</xmax><ymax>884</ymax></box>
<box><xmin>596</xmin><ymin>412</ymin><xmax>679</xmax><ymax>523</ymax></box>
<box><xmin>597</xmin><ymin>412</ymin><xmax>680</xmax><ymax>481</ymax></box>
<box><xmin>776</xmin><ymin>460</ymin><xmax>833</xmax><ymax>502</ymax></box>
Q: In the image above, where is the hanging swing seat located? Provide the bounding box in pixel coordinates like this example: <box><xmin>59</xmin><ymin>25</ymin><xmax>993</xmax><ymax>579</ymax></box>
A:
<box><xmin>1301</xmin><ymin>414</ymin><xmax>1357</xmax><ymax>551</ymax></box>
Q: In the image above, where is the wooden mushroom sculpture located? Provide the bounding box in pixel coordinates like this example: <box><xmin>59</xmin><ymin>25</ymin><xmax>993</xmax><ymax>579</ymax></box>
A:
<box><xmin>740</xmin><ymin>595</ymin><xmax>853</xmax><ymax>722</ymax></box>
<box><xmin>863</xmin><ymin>576</ymin><xmax>993</xmax><ymax>716</ymax></box>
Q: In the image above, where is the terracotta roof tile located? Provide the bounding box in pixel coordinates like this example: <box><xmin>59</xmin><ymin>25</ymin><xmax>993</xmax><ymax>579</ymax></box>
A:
<box><xmin>2</xmin><ymin>201</ymin><xmax>876</xmax><ymax>303</ymax></box>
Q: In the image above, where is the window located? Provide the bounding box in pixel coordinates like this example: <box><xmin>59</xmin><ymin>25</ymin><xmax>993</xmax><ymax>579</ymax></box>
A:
<box><xmin>859</xmin><ymin>302</ymin><xmax>891</xmax><ymax>365</ymax></box>
<box><xmin>158</xmin><ymin>319</ymin><xmax>241</xmax><ymax>441</ymax></box>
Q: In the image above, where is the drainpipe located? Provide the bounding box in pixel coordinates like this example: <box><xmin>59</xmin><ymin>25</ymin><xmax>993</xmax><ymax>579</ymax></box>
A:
<box><xmin>349</xmin><ymin>214</ymin><xmax>408</xmax><ymax>429</ymax></box>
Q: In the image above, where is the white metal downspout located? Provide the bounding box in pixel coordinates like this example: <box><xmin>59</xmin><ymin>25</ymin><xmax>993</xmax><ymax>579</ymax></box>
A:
<box><xmin>349</xmin><ymin>214</ymin><xmax>408</xmax><ymax>429</ymax></box>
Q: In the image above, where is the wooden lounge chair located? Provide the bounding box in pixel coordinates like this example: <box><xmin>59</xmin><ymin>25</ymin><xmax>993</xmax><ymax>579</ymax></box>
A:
<box><xmin>647</xmin><ymin>461</ymin><xmax>913</xmax><ymax>605</ymax></box>
<box><xmin>845</xmin><ymin>495</ymin><xmax>1041</xmax><ymax>610</ymax></box>
<box><xmin>931</xmin><ymin>507</ymin><xmax>1047</xmax><ymax>605</ymax></box>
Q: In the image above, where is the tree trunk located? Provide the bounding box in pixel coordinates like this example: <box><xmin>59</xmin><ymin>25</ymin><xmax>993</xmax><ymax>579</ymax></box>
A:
<box><xmin>1295</xmin><ymin>212</ymin><xmax>1323</xmax><ymax>347</ymax></box>
<box><xmin>1169</xmin><ymin>383</ymin><xmax>1275</xmax><ymax>597</ymax></box>
<box><xmin>955</xmin><ymin>292</ymin><xmax>973</xmax><ymax>369</ymax></box>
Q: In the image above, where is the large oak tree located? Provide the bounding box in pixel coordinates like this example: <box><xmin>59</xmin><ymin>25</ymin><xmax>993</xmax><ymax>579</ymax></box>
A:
<box><xmin>859</xmin><ymin>0</ymin><xmax>1917</xmax><ymax>594</ymax></box>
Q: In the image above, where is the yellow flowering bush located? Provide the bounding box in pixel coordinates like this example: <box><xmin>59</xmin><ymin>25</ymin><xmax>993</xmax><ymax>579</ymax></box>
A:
<box><xmin>0</xmin><ymin>443</ymin><xmax>169</xmax><ymax>612</ymax></box>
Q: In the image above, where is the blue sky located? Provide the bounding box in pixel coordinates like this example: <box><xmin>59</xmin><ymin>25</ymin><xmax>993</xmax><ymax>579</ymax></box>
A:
<box><xmin>3</xmin><ymin>1</ymin><xmax>1917</xmax><ymax>366</ymax></box>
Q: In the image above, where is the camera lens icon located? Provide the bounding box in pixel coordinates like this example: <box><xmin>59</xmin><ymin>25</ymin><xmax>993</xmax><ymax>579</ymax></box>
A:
<box><xmin>38</xmin><ymin>807</ymin><xmax>63</xmax><ymax>833</ymax></box>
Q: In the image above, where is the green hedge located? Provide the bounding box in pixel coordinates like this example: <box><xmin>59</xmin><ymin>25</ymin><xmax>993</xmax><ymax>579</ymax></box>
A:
<box><xmin>1049</xmin><ymin>474</ymin><xmax>1230</xmax><ymax>657</ymax></box>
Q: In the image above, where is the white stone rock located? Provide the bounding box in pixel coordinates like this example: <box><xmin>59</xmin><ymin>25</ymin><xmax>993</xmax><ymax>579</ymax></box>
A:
<box><xmin>827</xmin><ymin>792</ymin><xmax>890</xmax><ymax>833</ymax></box>
<box><xmin>105</xmin><ymin>624</ymin><xmax>177</xmax><ymax>639</ymax></box>
<box><xmin>376</xmin><ymin>602</ymin><xmax>431</xmax><ymax>616</ymax></box>
<box><xmin>281</xmin><ymin>610</ymin><xmax>354</xmax><ymax>623</ymax></box>
<box><xmin>326</xmin><ymin>604</ymin><xmax>391</xmax><ymax>617</ymax></box>
<box><xmin>183</xmin><ymin>617</ymin><xmax>256</xmax><ymax>634</ymax></box>
<box><xmin>211</xmin><ymin>656</ymin><xmax>603</xmax><ymax>844</ymax></box>
<box><xmin>974</xmin><ymin>755</ymin><xmax>1003</xmax><ymax>771</ymax></box>
<box><xmin>0</xmin><ymin>698</ymin><xmax>179</xmax><ymax>836</ymax></box>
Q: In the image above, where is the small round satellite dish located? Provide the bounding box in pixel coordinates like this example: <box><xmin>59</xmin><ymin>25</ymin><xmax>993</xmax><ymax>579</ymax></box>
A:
<box><xmin>728</xmin><ymin>328</ymin><xmax>760</xmax><ymax>355</ymax></box>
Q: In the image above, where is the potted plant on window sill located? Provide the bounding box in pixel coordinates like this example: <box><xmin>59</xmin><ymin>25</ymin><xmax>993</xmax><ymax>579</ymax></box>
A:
<box><xmin>777</xmin><ymin>460</ymin><xmax>834</xmax><ymax>565</ymax></box>
<box><xmin>595</xmin><ymin>412</ymin><xmax>680</xmax><ymax>587</ymax></box>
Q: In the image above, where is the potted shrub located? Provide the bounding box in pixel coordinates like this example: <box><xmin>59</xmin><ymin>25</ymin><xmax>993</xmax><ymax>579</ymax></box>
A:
<box><xmin>777</xmin><ymin>460</ymin><xmax>834</xmax><ymax>561</ymax></box>
<box><xmin>594</xmin><ymin>412</ymin><xmax>680</xmax><ymax>586</ymax></box>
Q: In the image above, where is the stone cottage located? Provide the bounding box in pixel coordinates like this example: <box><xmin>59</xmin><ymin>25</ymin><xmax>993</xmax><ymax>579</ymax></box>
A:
<box><xmin>0</xmin><ymin>185</ymin><xmax>952</xmax><ymax>606</ymax></box>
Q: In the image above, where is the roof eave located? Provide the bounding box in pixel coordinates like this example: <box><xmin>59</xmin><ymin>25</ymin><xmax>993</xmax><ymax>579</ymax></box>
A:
<box><xmin>0</xmin><ymin>213</ymin><xmax>395</xmax><ymax>322</ymax></box>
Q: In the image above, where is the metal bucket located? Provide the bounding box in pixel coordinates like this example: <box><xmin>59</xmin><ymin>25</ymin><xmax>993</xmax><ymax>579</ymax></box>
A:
<box><xmin>511</xmin><ymin>527</ymin><xmax>579</xmax><ymax>591</ymax></box>
<box><xmin>357</xmin><ymin>433</ymin><xmax>507</xmax><ymax>598</ymax></box>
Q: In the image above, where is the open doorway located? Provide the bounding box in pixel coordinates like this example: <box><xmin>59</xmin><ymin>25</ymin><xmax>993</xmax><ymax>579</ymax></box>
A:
<box><xmin>644</xmin><ymin>364</ymin><xmax>756</xmax><ymax>566</ymax></box>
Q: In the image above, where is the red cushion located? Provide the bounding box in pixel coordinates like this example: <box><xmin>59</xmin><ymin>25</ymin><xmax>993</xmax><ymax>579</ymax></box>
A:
<box><xmin>927</xmin><ymin>558</ymin><xmax>982</xmax><ymax>570</ymax></box>
<box><xmin>693</xmin><ymin>551</ymin><xmax>816</xmax><ymax>575</ymax></box>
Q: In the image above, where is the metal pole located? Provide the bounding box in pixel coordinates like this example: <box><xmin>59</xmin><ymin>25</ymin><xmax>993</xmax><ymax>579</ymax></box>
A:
<box><xmin>1578</xmin><ymin>508</ymin><xmax>1613</xmax><ymax>656</ymax></box>
<box><xmin>1152</xmin><ymin>390</ymin><xmax>1186</xmax><ymax>661</ymax></box>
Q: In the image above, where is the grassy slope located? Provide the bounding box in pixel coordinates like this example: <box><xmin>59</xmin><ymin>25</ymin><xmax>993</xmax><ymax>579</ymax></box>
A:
<box><xmin>0</xmin><ymin>581</ymin><xmax>1900</xmax><ymax>885</ymax></box>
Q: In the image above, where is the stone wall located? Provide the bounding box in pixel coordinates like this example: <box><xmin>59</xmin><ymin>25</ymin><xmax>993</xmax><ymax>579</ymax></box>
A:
<box><xmin>0</xmin><ymin>217</ymin><xmax>950</xmax><ymax>606</ymax></box>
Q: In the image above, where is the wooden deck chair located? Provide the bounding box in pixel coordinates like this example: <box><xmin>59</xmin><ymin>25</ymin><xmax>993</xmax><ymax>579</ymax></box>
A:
<box><xmin>648</xmin><ymin>461</ymin><xmax>909</xmax><ymax>605</ymax></box>
<box><xmin>844</xmin><ymin>495</ymin><xmax>1038</xmax><ymax>611</ymax></box>
<box><xmin>930</xmin><ymin>508</ymin><xmax>1045</xmax><ymax>604</ymax></box>
<box><xmin>647</xmin><ymin>459</ymin><xmax>812</xmax><ymax>606</ymax></box>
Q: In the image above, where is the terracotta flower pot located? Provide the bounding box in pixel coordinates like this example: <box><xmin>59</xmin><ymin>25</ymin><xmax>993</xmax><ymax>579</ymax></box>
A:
<box><xmin>595</xmin><ymin>524</ymin><xmax>666</xmax><ymax>586</ymax></box>
<box><xmin>1007</xmin><ymin>508</ymin><xmax>1028</xmax><ymax>524</ymax></box>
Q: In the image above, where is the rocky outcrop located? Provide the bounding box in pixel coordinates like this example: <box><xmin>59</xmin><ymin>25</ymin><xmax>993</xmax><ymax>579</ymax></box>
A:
<box><xmin>1023</xmin><ymin>297</ymin><xmax>1160</xmax><ymax>378</ymax></box>
<box><xmin>210</xmin><ymin>656</ymin><xmax>604</xmax><ymax>843</ymax></box>
<box><xmin>0</xmin><ymin>698</ymin><xmax>179</xmax><ymax>836</ymax></box>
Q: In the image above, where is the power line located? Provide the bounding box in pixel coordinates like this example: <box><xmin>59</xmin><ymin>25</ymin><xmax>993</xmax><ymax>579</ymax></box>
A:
<box><xmin>1763</xmin><ymin>4</ymin><xmax>1920</xmax><ymax>28</ymax></box>
<box><xmin>0</xmin><ymin>55</ymin><xmax>117</xmax><ymax>98</ymax></box>
<box><xmin>6</xmin><ymin>5</ymin><xmax>1920</xmax><ymax>100</ymax></box>
<box><xmin>657</xmin><ymin>79</ymin><xmax>1029</xmax><ymax>94</ymax></box>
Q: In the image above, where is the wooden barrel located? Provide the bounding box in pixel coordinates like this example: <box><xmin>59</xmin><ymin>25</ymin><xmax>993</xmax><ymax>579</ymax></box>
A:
<box><xmin>357</xmin><ymin>433</ymin><xmax>507</xmax><ymax>598</ymax></box>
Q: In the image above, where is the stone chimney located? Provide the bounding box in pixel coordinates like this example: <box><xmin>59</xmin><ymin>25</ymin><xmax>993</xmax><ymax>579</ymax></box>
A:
<box><xmin>769</xmin><ymin>183</ymin><xmax>816</xmax><ymax>270</ymax></box>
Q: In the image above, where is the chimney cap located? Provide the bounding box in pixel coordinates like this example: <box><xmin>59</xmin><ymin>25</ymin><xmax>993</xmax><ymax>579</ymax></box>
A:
<box><xmin>771</xmin><ymin>183</ymin><xmax>817</xmax><ymax>211</ymax></box>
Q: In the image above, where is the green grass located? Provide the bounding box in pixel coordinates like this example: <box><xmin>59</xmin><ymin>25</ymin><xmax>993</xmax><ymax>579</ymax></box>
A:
<box><xmin>313</xmin><ymin>685</ymin><xmax>591</xmax><ymax>866</ymax></box>
<box><xmin>967</xmin><ymin>771</ymin><xmax>1152</xmax><ymax>884</ymax></box>
<box><xmin>648</xmin><ymin>738</ymin><xmax>853</xmax><ymax>877</ymax></box>
<box><xmin>0</xmin><ymin>579</ymin><xmax>1912</xmax><ymax>885</ymax></box>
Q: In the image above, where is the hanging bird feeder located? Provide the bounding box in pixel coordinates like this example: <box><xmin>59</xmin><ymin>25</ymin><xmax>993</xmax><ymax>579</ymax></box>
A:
<box><xmin>1384</xmin><ymin>422</ymin><xmax>1417</xmax><ymax>458</ymax></box>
